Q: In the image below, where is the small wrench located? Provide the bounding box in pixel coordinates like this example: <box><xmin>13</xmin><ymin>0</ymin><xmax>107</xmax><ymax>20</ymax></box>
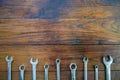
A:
<box><xmin>83</xmin><ymin>57</ymin><xmax>89</xmax><ymax>80</ymax></box>
<box><xmin>103</xmin><ymin>55</ymin><xmax>113</xmax><ymax>80</ymax></box>
<box><xmin>19</xmin><ymin>64</ymin><xmax>25</xmax><ymax>80</ymax></box>
<box><xmin>5</xmin><ymin>56</ymin><xmax>13</xmax><ymax>80</ymax></box>
<box><xmin>30</xmin><ymin>58</ymin><xmax>38</xmax><ymax>80</ymax></box>
<box><xmin>94</xmin><ymin>65</ymin><xmax>98</xmax><ymax>80</ymax></box>
<box><xmin>44</xmin><ymin>64</ymin><xmax>49</xmax><ymax>80</ymax></box>
<box><xmin>70</xmin><ymin>63</ymin><xmax>77</xmax><ymax>80</ymax></box>
<box><xmin>56</xmin><ymin>58</ymin><xmax>61</xmax><ymax>80</ymax></box>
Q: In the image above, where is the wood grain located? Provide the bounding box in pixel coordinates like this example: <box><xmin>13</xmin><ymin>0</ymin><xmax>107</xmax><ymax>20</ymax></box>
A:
<box><xmin>0</xmin><ymin>45</ymin><xmax>120</xmax><ymax>71</ymax></box>
<box><xmin>0</xmin><ymin>19</ymin><xmax>120</xmax><ymax>45</ymax></box>
<box><xmin>0</xmin><ymin>71</ymin><xmax>120</xmax><ymax>80</ymax></box>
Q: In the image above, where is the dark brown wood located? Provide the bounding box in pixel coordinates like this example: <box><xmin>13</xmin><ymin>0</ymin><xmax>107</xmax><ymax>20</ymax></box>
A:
<box><xmin>0</xmin><ymin>19</ymin><xmax>120</xmax><ymax>45</ymax></box>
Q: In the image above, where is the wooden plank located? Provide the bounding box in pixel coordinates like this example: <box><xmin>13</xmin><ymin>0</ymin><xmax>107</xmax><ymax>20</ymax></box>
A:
<box><xmin>0</xmin><ymin>19</ymin><xmax>120</xmax><ymax>45</ymax></box>
<box><xmin>0</xmin><ymin>71</ymin><xmax>120</xmax><ymax>80</ymax></box>
<box><xmin>0</xmin><ymin>4</ymin><xmax>120</xmax><ymax>19</ymax></box>
<box><xmin>0</xmin><ymin>45</ymin><xmax>120</xmax><ymax>71</ymax></box>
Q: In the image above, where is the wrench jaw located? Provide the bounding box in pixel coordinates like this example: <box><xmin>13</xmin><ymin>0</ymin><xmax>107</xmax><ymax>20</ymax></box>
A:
<box><xmin>19</xmin><ymin>64</ymin><xmax>25</xmax><ymax>71</ymax></box>
<box><xmin>44</xmin><ymin>64</ymin><xmax>49</xmax><ymax>69</ymax></box>
<box><xmin>30</xmin><ymin>58</ymin><xmax>38</xmax><ymax>65</ymax></box>
<box><xmin>56</xmin><ymin>58</ymin><xmax>61</xmax><ymax>64</ymax></box>
<box><xmin>103</xmin><ymin>55</ymin><xmax>113</xmax><ymax>66</ymax></box>
<box><xmin>70</xmin><ymin>63</ymin><xmax>77</xmax><ymax>70</ymax></box>
<box><xmin>83</xmin><ymin>57</ymin><xmax>89</xmax><ymax>63</ymax></box>
<box><xmin>5</xmin><ymin>56</ymin><xmax>13</xmax><ymax>62</ymax></box>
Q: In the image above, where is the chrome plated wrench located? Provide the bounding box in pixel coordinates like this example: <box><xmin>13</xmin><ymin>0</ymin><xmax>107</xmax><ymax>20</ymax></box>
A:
<box><xmin>70</xmin><ymin>63</ymin><xmax>77</xmax><ymax>80</ymax></box>
<box><xmin>30</xmin><ymin>58</ymin><xmax>38</xmax><ymax>80</ymax></box>
<box><xmin>83</xmin><ymin>57</ymin><xmax>89</xmax><ymax>80</ymax></box>
<box><xmin>103</xmin><ymin>55</ymin><xmax>113</xmax><ymax>80</ymax></box>
<box><xmin>19</xmin><ymin>64</ymin><xmax>25</xmax><ymax>80</ymax></box>
<box><xmin>44</xmin><ymin>64</ymin><xmax>49</xmax><ymax>80</ymax></box>
<box><xmin>56</xmin><ymin>58</ymin><xmax>61</xmax><ymax>80</ymax></box>
<box><xmin>5</xmin><ymin>56</ymin><xmax>13</xmax><ymax>80</ymax></box>
<box><xmin>94</xmin><ymin>65</ymin><xmax>98</xmax><ymax>80</ymax></box>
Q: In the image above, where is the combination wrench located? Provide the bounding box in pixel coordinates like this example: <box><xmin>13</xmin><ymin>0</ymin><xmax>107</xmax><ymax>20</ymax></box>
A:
<box><xmin>5</xmin><ymin>56</ymin><xmax>13</xmax><ymax>80</ymax></box>
<box><xmin>83</xmin><ymin>57</ymin><xmax>89</xmax><ymax>80</ymax></box>
<box><xmin>19</xmin><ymin>64</ymin><xmax>25</xmax><ymax>80</ymax></box>
<box><xmin>94</xmin><ymin>65</ymin><xmax>98</xmax><ymax>80</ymax></box>
<box><xmin>44</xmin><ymin>64</ymin><xmax>49</xmax><ymax>80</ymax></box>
<box><xmin>70</xmin><ymin>63</ymin><xmax>77</xmax><ymax>80</ymax></box>
<box><xmin>103</xmin><ymin>55</ymin><xmax>113</xmax><ymax>80</ymax></box>
<box><xmin>30</xmin><ymin>58</ymin><xmax>38</xmax><ymax>80</ymax></box>
<box><xmin>56</xmin><ymin>58</ymin><xmax>61</xmax><ymax>80</ymax></box>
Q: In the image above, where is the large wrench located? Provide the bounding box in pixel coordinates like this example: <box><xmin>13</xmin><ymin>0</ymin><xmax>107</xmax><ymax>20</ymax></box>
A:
<box><xmin>5</xmin><ymin>56</ymin><xmax>13</xmax><ymax>80</ymax></box>
<box><xmin>30</xmin><ymin>58</ymin><xmax>38</xmax><ymax>80</ymax></box>
<box><xmin>56</xmin><ymin>58</ymin><xmax>61</xmax><ymax>80</ymax></box>
<box><xmin>19</xmin><ymin>64</ymin><xmax>25</xmax><ymax>80</ymax></box>
<box><xmin>44</xmin><ymin>64</ymin><xmax>49</xmax><ymax>80</ymax></box>
<box><xmin>103</xmin><ymin>55</ymin><xmax>113</xmax><ymax>80</ymax></box>
<box><xmin>83</xmin><ymin>57</ymin><xmax>89</xmax><ymax>80</ymax></box>
<box><xmin>70</xmin><ymin>63</ymin><xmax>77</xmax><ymax>80</ymax></box>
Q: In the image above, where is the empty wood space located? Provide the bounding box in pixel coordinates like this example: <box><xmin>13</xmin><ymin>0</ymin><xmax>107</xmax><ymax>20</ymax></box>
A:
<box><xmin>0</xmin><ymin>0</ymin><xmax>120</xmax><ymax>80</ymax></box>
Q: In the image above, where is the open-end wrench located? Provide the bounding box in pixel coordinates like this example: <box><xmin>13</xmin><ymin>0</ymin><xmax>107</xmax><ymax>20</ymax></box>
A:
<box><xmin>19</xmin><ymin>64</ymin><xmax>25</xmax><ymax>80</ymax></box>
<box><xmin>70</xmin><ymin>63</ymin><xmax>77</xmax><ymax>80</ymax></box>
<box><xmin>44</xmin><ymin>64</ymin><xmax>49</xmax><ymax>80</ymax></box>
<box><xmin>56</xmin><ymin>58</ymin><xmax>61</xmax><ymax>80</ymax></box>
<box><xmin>83</xmin><ymin>57</ymin><xmax>89</xmax><ymax>80</ymax></box>
<box><xmin>103</xmin><ymin>55</ymin><xmax>113</xmax><ymax>80</ymax></box>
<box><xmin>5</xmin><ymin>56</ymin><xmax>13</xmax><ymax>80</ymax></box>
<box><xmin>94</xmin><ymin>65</ymin><xmax>98</xmax><ymax>80</ymax></box>
<box><xmin>30</xmin><ymin>58</ymin><xmax>38</xmax><ymax>80</ymax></box>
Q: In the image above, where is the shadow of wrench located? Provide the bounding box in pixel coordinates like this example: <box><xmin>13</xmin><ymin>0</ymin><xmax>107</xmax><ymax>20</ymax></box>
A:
<box><xmin>103</xmin><ymin>55</ymin><xmax>113</xmax><ymax>80</ymax></box>
<box><xmin>30</xmin><ymin>58</ymin><xmax>38</xmax><ymax>80</ymax></box>
<box><xmin>5</xmin><ymin>56</ymin><xmax>13</xmax><ymax>80</ymax></box>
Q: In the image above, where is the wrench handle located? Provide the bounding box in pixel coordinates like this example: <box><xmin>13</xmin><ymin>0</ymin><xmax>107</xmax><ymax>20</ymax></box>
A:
<box><xmin>106</xmin><ymin>66</ymin><xmax>111</xmax><ymax>80</ymax></box>
<box><xmin>45</xmin><ymin>68</ymin><xmax>49</xmax><ymax>80</ymax></box>
<box><xmin>71</xmin><ymin>69</ymin><xmax>76</xmax><ymax>80</ymax></box>
<box><xmin>32</xmin><ymin>65</ymin><xmax>37</xmax><ymax>80</ymax></box>
<box><xmin>84</xmin><ymin>63</ymin><xmax>87</xmax><ymax>80</ymax></box>
<box><xmin>56</xmin><ymin>62</ymin><xmax>60</xmax><ymax>80</ymax></box>
<box><xmin>8</xmin><ymin>62</ymin><xmax>12</xmax><ymax>80</ymax></box>
<box><xmin>20</xmin><ymin>70</ymin><xmax>24</xmax><ymax>80</ymax></box>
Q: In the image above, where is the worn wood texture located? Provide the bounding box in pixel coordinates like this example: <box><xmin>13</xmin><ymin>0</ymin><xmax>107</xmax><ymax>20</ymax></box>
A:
<box><xmin>0</xmin><ymin>19</ymin><xmax>120</xmax><ymax>45</ymax></box>
<box><xmin>0</xmin><ymin>0</ymin><xmax>120</xmax><ymax>80</ymax></box>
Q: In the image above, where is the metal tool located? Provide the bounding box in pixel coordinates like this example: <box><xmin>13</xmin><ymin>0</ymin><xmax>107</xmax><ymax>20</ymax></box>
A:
<box><xmin>30</xmin><ymin>58</ymin><xmax>38</xmax><ymax>80</ymax></box>
<box><xmin>44</xmin><ymin>64</ymin><xmax>49</xmax><ymax>80</ymax></box>
<box><xmin>19</xmin><ymin>64</ymin><xmax>25</xmax><ymax>80</ymax></box>
<box><xmin>56</xmin><ymin>58</ymin><xmax>61</xmax><ymax>80</ymax></box>
<box><xmin>94</xmin><ymin>65</ymin><xmax>98</xmax><ymax>80</ymax></box>
<box><xmin>83</xmin><ymin>57</ymin><xmax>89</xmax><ymax>80</ymax></box>
<box><xmin>103</xmin><ymin>55</ymin><xmax>113</xmax><ymax>80</ymax></box>
<box><xmin>70</xmin><ymin>63</ymin><xmax>77</xmax><ymax>80</ymax></box>
<box><xmin>5</xmin><ymin>56</ymin><xmax>13</xmax><ymax>80</ymax></box>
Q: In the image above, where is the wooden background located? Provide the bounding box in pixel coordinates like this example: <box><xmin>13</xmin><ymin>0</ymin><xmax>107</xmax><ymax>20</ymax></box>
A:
<box><xmin>0</xmin><ymin>0</ymin><xmax>120</xmax><ymax>80</ymax></box>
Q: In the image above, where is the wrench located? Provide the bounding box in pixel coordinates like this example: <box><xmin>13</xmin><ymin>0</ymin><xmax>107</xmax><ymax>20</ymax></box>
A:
<box><xmin>30</xmin><ymin>58</ymin><xmax>38</xmax><ymax>80</ymax></box>
<box><xmin>56</xmin><ymin>58</ymin><xmax>61</xmax><ymax>80</ymax></box>
<box><xmin>103</xmin><ymin>55</ymin><xmax>113</xmax><ymax>80</ymax></box>
<box><xmin>70</xmin><ymin>63</ymin><xmax>77</xmax><ymax>80</ymax></box>
<box><xmin>83</xmin><ymin>57</ymin><xmax>89</xmax><ymax>80</ymax></box>
<box><xmin>94</xmin><ymin>65</ymin><xmax>98</xmax><ymax>80</ymax></box>
<box><xmin>19</xmin><ymin>64</ymin><xmax>25</xmax><ymax>80</ymax></box>
<box><xmin>5</xmin><ymin>56</ymin><xmax>13</xmax><ymax>80</ymax></box>
<box><xmin>44</xmin><ymin>64</ymin><xmax>49</xmax><ymax>80</ymax></box>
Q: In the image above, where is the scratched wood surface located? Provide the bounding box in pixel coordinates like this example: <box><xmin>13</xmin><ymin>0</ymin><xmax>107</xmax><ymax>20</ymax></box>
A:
<box><xmin>0</xmin><ymin>0</ymin><xmax>120</xmax><ymax>80</ymax></box>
